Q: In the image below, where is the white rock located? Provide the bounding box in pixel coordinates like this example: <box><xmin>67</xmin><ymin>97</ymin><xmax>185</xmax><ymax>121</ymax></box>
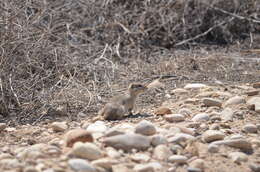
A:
<box><xmin>228</xmin><ymin>152</ymin><xmax>248</xmax><ymax>163</ymax></box>
<box><xmin>106</xmin><ymin>147</ymin><xmax>121</xmax><ymax>158</ymax></box>
<box><xmin>221</xmin><ymin>108</ymin><xmax>234</xmax><ymax>122</ymax></box>
<box><xmin>192</xmin><ymin>113</ymin><xmax>210</xmax><ymax>122</ymax></box>
<box><xmin>178</xmin><ymin>108</ymin><xmax>192</xmax><ymax>116</ymax></box>
<box><xmin>229</xmin><ymin>134</ymin><xmax>244</xmax><ymax>140</ymax></box>
<box><xmin>224</xmin><ymin>96</ymin><xmax>246</xmax><ymax>107</ymax></box>
<box><xmin>171</xmin><ymin>88</ymin><xmax>189</xmax><ymax>95</ymax></box>
<box><xmin>202</xmin><ymin>98</ymin><xmax>222</xmax><ymax>107</ymax></box>
<box><xmin>134</xmin><ymin>162</ymin><xmax>163</xmax><ymax>172</ymax></box>
<box><xmin>148</xmin><ymin>162</ymin><xmax>163</xmax><ymax>170</ymax></box>
<box><xmin>243</xmin><ymin>124</ymin><xmax>258</xmax><ymax>133</ymax></box>
<box><xmin>87</xmin><ymin>121</ymin><xmax>107</xmax><ymax>133</ymax></box>
<box><xmin>91</xmin><ymin>158</ymin><xmax>119</xmax><ymax>170</ymax></box>
<box><xmin>212</xmin><ymin>139</ymin><xmax>252</xmax><ymax>151</ymax></box>
<box><xmin>112</xmin><ymin>164</ymin><xmax>132</xmax><ymax>172</ymax></box>
<box><xmin>131</xmin><ymin>153</ymin><xmax>150</xmax><ymax>162</ymax></box>
<box><xmin>168</xmin><ymin>155</ymin><xmax>188</xmax><ymax>164</ymax></box>
<box><xmin>168</xmin><ymin>133</ymin><xmax>195</xmax><ymax>143</ymax></box>
<box><xmin>208</xmin><ymin>144</ymin><xmax>219</xmax><ymax>153</ymax></box>
<box><xmin>189</xmin><ymin>159</ymin><xmax>205</xmax><ymax>170</ymax></box>
<box><xmin>104</xmin><ymin>128</ymin><xmax>124</xmax><ymax>137</ymax></box>
<box><xmin>135</xmin><ymin>120</ymin><xmax>156</xmax><ymax>136</ymax></box>
<box><xmin>153</xmin><ymin>145</ymin><xmax>172</xmax><ymax>160</ymax></box>
<box><xmin>68</xmin><ymin>159</ymin><xmax>96</xmax><ymax>172</ymax></box>
<box><xmin>133</xmin><ymin>164</ymin><xmax>154</xmax><ymax>172</ymax></box>
<box><xmin>112</xmin><ymin>123</ymin><xmax>135</xmax><ymax>133</ymax></box>
<box><xmin>187</xmin><ymin>167</ymin><xmax>202</xmax><ymax>172</ymax></box>
<box><xmin>249</xmin><ymin>163</ymin><xmax>260</xmax><ymax>172</ymax></box>
<box><xmin>24</xmin><ymin>166</ymin><xmax>40</xmax><ymax>172</ymax></box>
<box><xmin>202</xmin><ymin>130</ymin><xmax>225</xmax><ymax>143</ymax></box>
<box><xmin>72</xmin><ymin>142</ymin><xmax>103</xmax><ymax>160</ymax></box>
<box><xmin>184</xmin><ymin>83</ymin><xmax>207</xmax><ymax>89</ymax></box>
<box><xmin>247</xmin><ymin>97</ymin><xmax>260</xmax><ymax>112</ymax></box>
<box><xmin>51</xmin><ymin>122</ymin><xmax>67</xmax><ymax>132</ymax></box>
<box><xmin>0</xmin><ymin>153</ymin><xmax>12</xmax><ymax>160</ymax></box>
<box><xmin>165</xmin><ymin>114</ymin><xmax>185</xmax><ymax>122</ymax></box>
<box><xmin>151</xmin><ymin>135</ymin><xmax>168</xmax><ymax>146</ymax></box>
<box><xmin>103</xmin><ymin>133</ymin><xmax>151</xmax><ymax>151</ymax></box>
<box><xmin>0</xmin><ymin>158</ymin><xmax>22</xmax><ymax>169</ymax></box>
<box><xmin>17</xmin><ymin>144</ymin><xmax>46</xmax><ymax>160</ymax></box>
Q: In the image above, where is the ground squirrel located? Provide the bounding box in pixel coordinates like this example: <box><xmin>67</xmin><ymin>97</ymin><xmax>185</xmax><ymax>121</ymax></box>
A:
<box><xmin>98</xmin><ymin>83</ymin><xmax>148</xmax><ymax>120</ymax></box>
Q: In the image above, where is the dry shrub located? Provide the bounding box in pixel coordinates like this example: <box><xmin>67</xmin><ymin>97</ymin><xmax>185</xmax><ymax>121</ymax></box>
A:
<box><xmin>0</xmin><ymin>0</ymin><xmax>259</xmax><ymax>124</ymax></box>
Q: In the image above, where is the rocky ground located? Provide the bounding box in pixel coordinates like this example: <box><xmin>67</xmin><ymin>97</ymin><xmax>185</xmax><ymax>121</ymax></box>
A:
<box><xmin>0</xmin><ymin>81</ymin><xmax>260</xmax><ymax>172</ymax></box>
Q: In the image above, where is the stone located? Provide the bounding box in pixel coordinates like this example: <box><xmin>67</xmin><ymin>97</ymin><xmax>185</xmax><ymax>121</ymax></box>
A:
<box><xmin>68</xmin><ymin>159</ymin><xmax>96</xmax><ymax>172</ymax></box>
<box><xmin>220</xmin><ymin>108</ymin><xmax>234</xmax><ymax>122</ymax></box>
<box><xmin>202</xmin><ymin>130</ymin><xmax>225</xmax><ymax>143</ymax></box>
<box><xmin>151</xmin><ymin>135</ymin><xmax>168</xmax><ymax>146</ymax></box>
<box><xmin>246</xmin><ymin>90</ymin><xmax>259</xmax><ymax>96</ymax></box>
<box><xmin>153</xmin><ymin>145</ymin><xmax>172</xmax><ymax>160</ymax></box>
<box><xmin>0</xmin><ymin>158</ymin><xmax>22</xmax><ymax>169</ymax></box>
<box><xmin>253</xmin><ymin>82</ymin><xmax>260</xmax><ymax>88</ymax></box>
<box><xmin>171</xmin><ymin>88</ymin><xmax>189</xmax><ymax>95</ymax></box>
<box><xmin>104</xmin><ymin>128</ymin><xmax>125</xmax><ymax>137</ymax></box>
<box><xmin>223</xmin><ymin>96</ymin><xmax>246</xmax><ymax>107</ymax></box>
<box><xmin>131</xmin><ymin>153</ymin><xmax>150</xmax><ymax>162</ymax></box>
<box><xmin>103</xmin><ymin>133</ymin><xmax>151</xmax><ymax>151</ymax></box>
<box><xmin>187</xmin><ymin>167</ymin><xmax>202</xmax><ymax>172</ymax></box>
<box><xmin>0</xmin><ymin>123</ymin><xmax>7</xmax><ymax>131</ymax></box>
<box><xmin>202</xmin><ymin>98</ymin><xmax>222</xmax><ymax>107</ymax></box>
<box><xmin>165</xmin><ymin>114</ymin><xmax>185</xmax><ymax>122</ymax></box>
<box><xmin>168</xmin><ymin>133</ymin><xmax>195</xmax><ymax>143</ymax></box>
<box><xmin>229</xmin><ymin>134</ymin><xmax>244</xmax><ymax>140</ymax></box>
<box><xmin>51</xmin><ymin>122</ymin><xmax>67</xmax><ymax>132</ymax></box>
<box><xmin>177</xmin><ymin>126</ymin><xmax>196</xmax><ymax>136</ymax></box>
<box><xmin>24</xmin><ymin>166</ymin><xmax>40</xmax><ymax>172</ymax></box>
<box><xmin>135</xmin><ymin>120</ymin><xmax>156</xmax><ymax>136</ymax></box>
<box><xmin>133</xmin><ymin>164</ymin><xmax>154</xmax><ymax>172</ymax></box>
<box><xmin>249</xmin><ymin>163</ymin><xmax>260</xmax><ymax>172</ymax></box>
<box><xmin>189</xmin><ymin>159</ymin><xmax>205</xmax><ymax>170</ymax></box>
<box><xmin>184</xmin><ymin>83</ymin><xmax>207</xmax><ymax>89</ymax></box>
<box><xmin>170</xmin><ymin>145</ymin><xmax>183</xmax><ymax>154</ymax></box>
<box><xmin>184</xmin><ymin>98</ymin><xmax>200</xmax><ymax>104</ymax></box>
<box><xmin>243</xmin><ymin>124</ymin><xmax>258</xmax><ymax>133</ymax></box>
<box><xmin>106</xmin><ymin>147</ymin><xmax>121</xmax><ymax>158</ymax></box>
<box><xmin>154</xmin><ymin>107</ymin><xmax>172</xmax><ymax>115</ymax></box>
<box><xmin>178</xmin><ymin>108</ymin><xmax>192</xmax><ymax>116</ymax></box>
<box><xmin>192</xmin><ymin>113</ymin><xmax>210</xmax><ymax>122</ymax></box>
<box><xmin>134</xmin><ymin>162</ymin><xmax>162</xmax><ymax>172</ymax></box>
<box><xmin>65</xmin><ymin>129</ymin><xmax>93</xmax><ymax>147</ymax></box>
<box><xmin>72</xmin><ymin>142</ymin><xmax>103</xmax><ymax>160</ymax></box>
<box><xmin>17</xmin><ymin>144</ymin><xmax>46</xmax><ymax>160</ymax></box>
<box><xmin>112</xmin><ymin>123</ymin><xmax>135</xmax><ymax>133</ymax></box>
<box><xmin>209</xmin><ymin>123</ymin><xmax>220</xmax><ymax>130</ymax></box>
<box><xmin>91</xmin><ymin>158</ymin><xmax>119</xmax><ymax>170</ymax></box>
<box><xmin>257</xmin><ymin>124</ymin><xmax>260</xmax><ymax>130</ymax></box>
<box><xmin>168</xmin><ymin>155</ymin><xmax>188</xmax><ymax>164</ymax></box>
<box><xmin>228</xmin><ymin>152</ymin><xmax>248</xmax><ymax>163</ymax></box>
<box><xmin>208</xmin><ymin>144</ymin><xmax>219</xmax><ymax>153</ymax></box>
<box><xmin>212</xmin><ymin>139</ymin><xmax>252</xmax><ymax>151</ymax></box>
<box><xmin>112</xmin><ymin>165</ymin><xmax>133</xmax><ymax>172</ymax></box>
<box><xmin>0</xmin><ymin>153</ymin><xmax>12</xmax><ymax>160</ymax></box>
<box><xmin>86</xmin><ymin>121</ymin><xmax>107</xmax><ymax>133</ymax></box>
<box><xmin>247</xmin><ymin>97</ymin><xmax>260</xmax><ymax>112</ymax></box>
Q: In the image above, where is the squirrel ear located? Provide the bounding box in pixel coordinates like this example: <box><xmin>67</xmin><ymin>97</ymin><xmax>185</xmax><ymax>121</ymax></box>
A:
<box><xmin>129</xmin><ymin>83</ymin><xmax>134</xmax><ymax>89</ymax></box>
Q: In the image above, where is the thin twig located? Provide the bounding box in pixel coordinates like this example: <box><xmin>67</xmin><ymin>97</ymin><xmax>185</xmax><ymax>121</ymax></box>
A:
<box><xmin>175</xmin><ymin>17</ymin><xmax>235</xmax><ymax>46</ymax></box>
<box><xmin>206</xmin><ymin>4</ymin><xmax>260</xmax><ymax>24</ymax></box>
<box><xmin>9</xmin><ymin>74</ymin><xmax>21</xmax><ymax>107</ymax></box>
